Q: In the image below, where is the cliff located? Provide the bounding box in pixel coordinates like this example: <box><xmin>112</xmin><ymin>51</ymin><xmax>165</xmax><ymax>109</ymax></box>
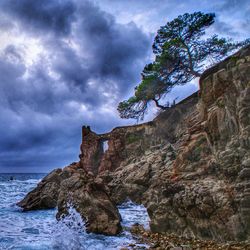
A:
<box><xmin>98</xmin><ymin>45</ymin><xmax>250</xmax><ymax>241</ymax></box>
<box><xmin>80</xmin><ymin>91</ymin><xmax>198</xmax><ymax>175</ymax></box>
<box><xmin>17</xmin><ymin>45</ymin><xmax>250</xmax><ymax>242</ymax></box>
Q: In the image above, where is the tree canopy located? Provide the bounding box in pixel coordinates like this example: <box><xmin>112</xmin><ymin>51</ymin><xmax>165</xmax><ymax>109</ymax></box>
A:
<box><xmin>118</xmin><ymin>12</ymin><xmax>249</xmax><ymax>120</ymax></box>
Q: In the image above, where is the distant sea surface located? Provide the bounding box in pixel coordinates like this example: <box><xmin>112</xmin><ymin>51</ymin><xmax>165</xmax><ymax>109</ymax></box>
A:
<box><xmin>0</xmin><ymin>173</ymin><xmax>149</xmax><ymax>250</ymax></box>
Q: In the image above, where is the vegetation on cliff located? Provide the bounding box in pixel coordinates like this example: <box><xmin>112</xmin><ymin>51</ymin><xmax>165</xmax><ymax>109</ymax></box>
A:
<box><xmin>18</xmin><ymin>45</ymin><xmax>250</xmax><ymax>241</ymax></box>
<box><xmin>118</xmin><ymin>12</ymin><xmax>249</xmax><ymax>120</ymax></box>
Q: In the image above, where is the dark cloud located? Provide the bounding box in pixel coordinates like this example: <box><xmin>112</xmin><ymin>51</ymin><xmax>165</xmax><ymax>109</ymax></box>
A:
<box><xmin>1</xmin><ymin>0</ymin><xmax>76</xmax><ymax>36</ymax></box>
<box><xmin>0</xmin><ymin>0</ymin><xmax>150</xmax><ymax>172</ymax></box>
<box><xmin>0</xmin><ymin>0</ymin><xmax>249</xmax><ymax>173</ymax></box>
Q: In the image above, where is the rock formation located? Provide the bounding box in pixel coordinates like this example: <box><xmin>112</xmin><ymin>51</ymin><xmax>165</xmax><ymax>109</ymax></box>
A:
<box><xmin>17</xmin><ymin>45</ymin><xmax>250</xmax><ymax>241</ymax></box>
<box><xmin>56</xmin><ymin>168</ymin><xmax>121</xmax><ymax>235</ymax></box>
<box><xmin>18</xmin><ymin>162</ymin><xmax>122</xmax><ymax>235</ymax></box>
<box><xmin>17</xmin><ymin>168</ymin><xmax>63</xmax><ymax>210</ymax></box>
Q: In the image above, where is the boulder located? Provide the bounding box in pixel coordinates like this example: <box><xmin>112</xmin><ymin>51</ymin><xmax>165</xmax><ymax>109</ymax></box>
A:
<box><xmin>56</xmin><ymin>172</ymin><xmax>122</xmax><ymax>235</ymax></box>
<box><xmin>17</xmin><ymin>168</ymin><xmax>63</xmax><ymax>210</ymax></box>
<box><xmin>17</xmin><ymin>163</ymin><xmax>122</xmax><ymax>236</ymax></box>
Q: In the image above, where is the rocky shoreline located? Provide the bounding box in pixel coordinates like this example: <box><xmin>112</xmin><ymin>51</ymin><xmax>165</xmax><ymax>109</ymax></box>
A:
<box><xmin>124</xmin><ymin>224</ymin><xmax>250</xmax><ymax>250</ymax></box>
<box><xmin>18</xmin><ymin>45</ymin><xmax>250</xmax><ymax>243</ymax></box>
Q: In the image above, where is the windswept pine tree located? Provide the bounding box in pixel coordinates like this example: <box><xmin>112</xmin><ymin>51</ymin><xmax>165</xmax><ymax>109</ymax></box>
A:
<box><xmin>118</xmin><ymin>12</ymin><xmax>249</xmax><ymax>120</ymax></box>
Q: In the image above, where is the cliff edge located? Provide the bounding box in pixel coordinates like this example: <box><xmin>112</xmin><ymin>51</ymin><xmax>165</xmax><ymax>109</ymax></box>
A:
<box><xmin>18</xmin><ymin>45</ymin><xmax>250</xmax><ymax>241</ymax></box>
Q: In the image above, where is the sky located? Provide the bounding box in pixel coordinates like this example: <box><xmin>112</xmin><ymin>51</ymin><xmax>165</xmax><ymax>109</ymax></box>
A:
<box><xmin>0</xmin><ymin>0</ymin><xmax>249</xmax><ymax>173</ymax></box>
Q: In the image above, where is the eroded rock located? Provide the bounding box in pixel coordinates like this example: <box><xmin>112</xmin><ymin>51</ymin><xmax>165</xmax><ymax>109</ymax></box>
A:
<box><xmin>17</xmin><ymin>163</ymin><xmax>122</xmax><ymax>235</ymax></box>
<box><xmin>56</xmin><ymin>171</ymin><xmax>122</xmax><ymax>235</ymax></box>
<box><xmin>99</xmin><ymin>46</ymin><xmax>250</xmax><ymax>241</ymax></box>
<box><xmin>18</xmin><ymin>46</ymin><xmax>250</xmax><ymax>241</ymax></box>
<box><xmin>17</xmin><ymin>168</ymin><xmax>63</xmax><ymax>210</ymax></box>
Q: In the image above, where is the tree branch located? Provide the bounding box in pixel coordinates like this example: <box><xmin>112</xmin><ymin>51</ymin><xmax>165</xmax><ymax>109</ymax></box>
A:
<box><xmin>152</xmin><ymin>98</ymin><xmax>168</xmax><ymax>110</ymax></box>
<box><xmin>180</xmin><ymin>39</ymin><xmax>201</xmax><ymax>77</ymax></box>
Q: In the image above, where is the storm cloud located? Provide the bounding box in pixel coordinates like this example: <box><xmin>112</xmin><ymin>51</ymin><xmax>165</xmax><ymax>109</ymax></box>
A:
<box><xmin>1</xmin><ymin>0</ymin><xmax>76</xmax><ymax>36</ymax></box>
<box><xmin>0</xmin><ymin>0</ymin><xmax>249</xmax><ymax>172</ymax></box>
<box><xmin>0</xmin><ymin>0</ymin><xmax>151</xmax><ymax>172</ymax></box>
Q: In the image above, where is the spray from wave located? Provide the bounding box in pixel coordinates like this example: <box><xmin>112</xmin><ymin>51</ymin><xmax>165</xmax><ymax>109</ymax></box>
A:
<box><xmin>52</xmin><ymin>205</ymin><xmax>85</xmax><ymax>250</ymax></box>
<box><xmin>0</xmin><ymin>174</ymin><xmax>150</xmax><ymax>250</ymax></box>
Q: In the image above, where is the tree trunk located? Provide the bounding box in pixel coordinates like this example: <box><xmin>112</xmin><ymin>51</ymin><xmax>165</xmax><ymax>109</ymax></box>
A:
<box><xmin>152</xmin><ymin>98</ymin><xmax>168</xmax><ymax>110</ymax></box>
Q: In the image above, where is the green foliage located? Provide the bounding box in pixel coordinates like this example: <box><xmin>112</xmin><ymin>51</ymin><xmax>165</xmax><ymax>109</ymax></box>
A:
<box><xmin>117</xmin><ymin>96</ymin><xmax>147</xmax><ymax>119</ymax></box>
<box><xmin>118</xmin><ymin>11</ymin><xmax>249</xmax><ymax>120</ymax></box>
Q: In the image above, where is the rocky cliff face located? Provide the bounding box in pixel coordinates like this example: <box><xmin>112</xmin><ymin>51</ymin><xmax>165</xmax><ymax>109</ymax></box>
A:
<box><xmin>79</xmin><ymin>92</ymin><xmax>199</xmax><ymax>175</ymax></box>
<box><xmin>18</xmin><ymin>45</ymin><xmax>250</xmax><ymax>241</ymax></box>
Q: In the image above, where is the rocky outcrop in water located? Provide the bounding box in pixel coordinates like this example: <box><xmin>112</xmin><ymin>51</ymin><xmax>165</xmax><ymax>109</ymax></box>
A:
<box><xmin>18</xmin><ymin>45</ymin><xmax>250</xmax><ymax>241</ymax></box>
<box><xmin>17</xmin><ymin>168</ymin><xmax>64</xmax><ymax>210</ymax></box>
<box><xmin>56</xmin><ymin>169</ymin><xmax>122</xmax><ymax>235</ymax></box>
<box><xmin>18</xmin><ymin>162</ymin><xmax>122</xmax><ymax>235</ymax></box>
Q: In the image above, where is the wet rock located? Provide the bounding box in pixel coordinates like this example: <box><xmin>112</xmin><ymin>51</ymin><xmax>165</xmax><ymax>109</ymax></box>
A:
<box><xmin>18</xmin><ymin>163</ymin><xmax>121</xmax><ymax>235</ymax></box>
<box><xmin>17</xmin><ymin>163</ymin><xmax>82</xmax><ymax>211</ymax></box>
<box><xmin>17</xmin><ymin>168</ymin><xmax>63</xmax><ymax>210</ymax></box>
<box><xmin>56</xmin><ymin>171</ymin><xmax>122</xmax><ymax>235</ymax></box>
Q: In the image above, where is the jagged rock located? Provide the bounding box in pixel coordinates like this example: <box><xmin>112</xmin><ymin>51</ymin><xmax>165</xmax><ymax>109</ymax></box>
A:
<box><xmin>17</xmin><ymin>163</ymin><xmax>121</xmax><ymax>235</ymax></box>
<box><xmin>17</xmin><ymin>163</ymin><xmax>81</xmax><ymax>211</ymax></box>
<box><xmin>99</xmin><ymin>46</ymin><xmax>250</xmax><ymax>241</ymax></box>
<box><xmin>80</xmin><ymin>126</ymin><xmax>104</xmax><ymax>175</ymax></box>
<box><xmin>18</xmin><ymin>46</ymin><xmax>250</xmax><ymax>241</ymax></box>
<box><xmin>17</xmin><ymin>168</ymin><xmax>63</xmax><ymax>210</ymax></box>
<box><xmin>56</xmin><ymin>171</ymin><xmax>122</xmax><ymax>235</ymax></box>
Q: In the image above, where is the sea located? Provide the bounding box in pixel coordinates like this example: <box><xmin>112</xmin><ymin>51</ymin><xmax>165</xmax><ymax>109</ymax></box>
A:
<box><xmin>0</xmin><ymin>173</ymin><xmax>149</xmax><ymax>250</ymax></box>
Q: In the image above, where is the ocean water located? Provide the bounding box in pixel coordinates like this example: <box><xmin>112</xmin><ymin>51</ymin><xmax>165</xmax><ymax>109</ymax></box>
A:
<box><xmin>0</xmin><ymin>173</ymin><xmax>149</xmax><ymax>250</ymax></box>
